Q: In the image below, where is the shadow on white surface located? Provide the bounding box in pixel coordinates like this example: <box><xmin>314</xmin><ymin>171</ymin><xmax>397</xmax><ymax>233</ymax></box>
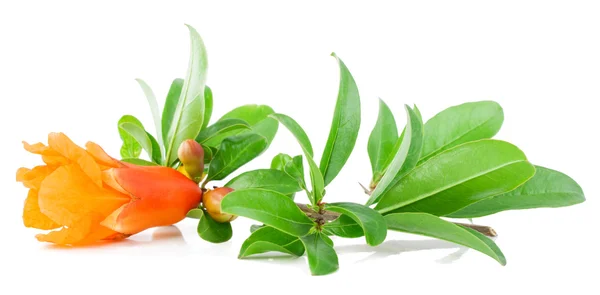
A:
<box><xmin>337</xmin><ymin>239</ymin><xmax>470</xmax><ymax>265</ymax></box>
<box><xmin>41</xmin><ymin>225</ymin><xmax>187</xmax><ymax>250</ymax></box>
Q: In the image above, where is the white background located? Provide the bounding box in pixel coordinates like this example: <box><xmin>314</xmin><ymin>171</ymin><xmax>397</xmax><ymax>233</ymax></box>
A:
<box><xmin>0</xmin><ymin>0</ymin><xmax>598</xmax><ymax>294</ymax></box>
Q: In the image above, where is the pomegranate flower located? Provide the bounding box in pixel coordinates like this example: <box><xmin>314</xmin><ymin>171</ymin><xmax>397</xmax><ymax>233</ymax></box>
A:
<box><xmin>16</xmin><ymin>132</ymin><xmax>202</xmax><ymax>245</ymax></box>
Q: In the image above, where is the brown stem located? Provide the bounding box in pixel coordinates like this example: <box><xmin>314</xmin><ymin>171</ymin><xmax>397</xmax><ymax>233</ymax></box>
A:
<box><xmin>453</xmin><ymin>222</ymin><xmax>497</xmax><ymax>237</ymax></box>
<box><xmin>296</xmin><ymin>203</ymin><xmax>498</xmax><ymax>238</ymax></box>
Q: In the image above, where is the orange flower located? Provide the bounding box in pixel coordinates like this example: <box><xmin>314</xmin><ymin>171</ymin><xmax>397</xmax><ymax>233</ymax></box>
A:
<box><xmin>16</xmin><ymin>133</ymin><xmax>203</xmax><ymax>245</ymax></box>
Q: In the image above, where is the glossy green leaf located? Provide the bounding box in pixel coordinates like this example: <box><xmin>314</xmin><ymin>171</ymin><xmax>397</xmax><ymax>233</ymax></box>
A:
<box><xmin>121</xmin><ymin>158</ymin><xmax>159</xmax><ymax>166</ymax></box>
<box><xmin>186</xmin><ymin>208</ymin><xmax>204</xmax><ymax>219</ymax></box>
<box><xmin>225</xmin><ymin>169</ymin><xmax>302</xmax><ymax>195</ymax></box>
<box><xmin>269</xmin><ymin>113</ymin><xmax>314</xmax><ymax>156</ymax></box>
<box><xmin>196</xmin><ymin>119</ymin><xmax>251</xmax><ymax>144</ymax></box>
<box><xmin>206</xmin><ymin>133</ymin><xmax>268</xmax><ymax>181</ymax></box>
<box><xmin>147</xmin><ymin>132</ymin><xmax>162</xmax><ymax>164</ymax></box>
<box><xmin>118</xmin><ymin>115</ymin><xmax>143</xmax><ymax>159</ymax></box>
<box><xmin>221</xmin><ymin>188</ymin><xmax>314</xmax><ymax>237</ymax></box>
<box><xmin>285</xmin><ymin>155</ymin><xmax>307</xmax><ymax>191</ymax></box>
<box><xmin>449</xmin><ymin>166</ymin><xmax>585</xmax><ymax>218</ymax></box>
<box><xmin>239</xmin><ymin>226</ymin><xmax>305</xmax><ymax>258</ymax></box>
<box><xmin>270</xmin><ymin>153</ymin><xmax>297</xmax><ymax>200</ymax></box>
<box><xmin>385</xmin><ymin>213</ymin><xmax>506</xmax><ymax>265</ymax></box>
<box><xmin>119</xmin><ymin>122</ymin><xmax>156</xmax><ymax>162</ymax></box>
<box><xmin>270</xmin><ymin>113</ymin><xmax>324</xmax><ymax>204</ymax></box>
<box><xmin>204</xmin><ymin>104</ymin><xmax>278</xmax><ymax>147</ymax></box>
<box><xmin>196</xmin><ymin>209</ymin><xmax>233</xmax><ymax>243</ymax></box>
<box><xmin>319</xmin><ymin>53</ymin><xmax>361</xmax><ymax>186</ymax></box>
<box><xmin>300</xmin><ymin>233</ymin><xmax>339</xmax><ymax>276</ymax></box>
<box><xmin>375</xmin><ymin>140</ymin><xmax>536</xmax><ymax>216</ymax></box>
<box><xmin>135</xmin><ymin>78</ymin><xmax>163</xmax><ymax>155</ymax></box>
<box><xmin>323</xmin><ymin>214</ymin><xmax>364</xmax><ymax>238</ymax></box>
<box><xmin>325</xmin><ymin>202</ymin><xmax>386</xmax><ymax>246</ymax></box>
<box><xmin>202</xmin><ymin>145</ymin><xmax>216</xmax><ymax>164</ymax></box>
<box><xmin>202</xmin><ymin>86</ymin><xmax>213</xmax><ymax>129</ymax></box>
<box><xmin>367</xmin><ymin>105</ymin><xmax>423</xmax><ymax>205</ymax></box>
<box><xmin>161</xmin><ymin>78</ymin><xmax>184</xmax><ymax>144</ymax></box>
<box><xmin>271</xmin><ymin>153</ymin><xmax>293</xmax><ymax>171</ymax></box>
<box><xmin>368</xmin><ymin>98</ymin><xmax>398</xmax><ymax>184</ymax></box>
<box><xmin>165</xmin><ymin>25</ymin><xmax>208</xmax><ymax>165</ymax></box>
<box><xmin>419</xmin><ymin>101</ymin><xmax>504</xmax><ymax>164</ymax></box>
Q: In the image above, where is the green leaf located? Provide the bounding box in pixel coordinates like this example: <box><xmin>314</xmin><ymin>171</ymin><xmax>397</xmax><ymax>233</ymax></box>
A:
<box><xmin>206</xmin><ymin>133</ymin><xmax>268</xmax><ymax>181</ymax></box>
<box><xmin>367</xmin><ymin>105</ymin><xmax>423</xmax><ymax>205</ymax></box>
<box><xmin>186</xmin><ymin>208</ymin><xmax>204</xmax><ymax>219</ymax></box>
<box><xmin>221</xmin><ymin>188</ymin><xmax>315</xmax><ymax>237</ymax></box>
<box><xmin>225</xmin><ymin>169</ymin><xmax>302</xmax><ymax>195</ymax></box>
<box><xmin>239</xmin><ymin>226</ymin><xmax>305</xmax><ymax>258</ymax></box>
<box><xmin>325</xmin><ymin>202</ymin><xmax>387</xmax><ymax>246</ymax></box>
<box><xmin>119</xmin><ymin>122</ymin><xmax>156</xmax><ymax>163</ymax></box>
<box><xmin>269</xmin><ymin>113</ymin><xmax>314</xmax><ymax>156</ymax></box>
<box><xmin>271</xmin><ymin>153</ymin><xmax>293</xmax><ymax>171</ymax></box>
<box><xmin>285</xmin><ymin>155</ymin><xmax>307</xmax><ymax>191</ymax></box>
<box><xmin>118</xmin><ymin>115</ymin><xmax>143</xmax><ymax>159</ymax></box>
<box><xmin>196</xmin><ymin>209</ymin><xmax>233</xmax><ymax>243</ymax></box>
<box><xmin>419</xmin><ymin>101</ymin><xmax>504</xmax><ymax>164</ymax></box>
<box><xmin>196</xmin><ymin>119</ymin><xmax>251</xmax><ymax>144</ymax></box>
<box><xmin>135</xmin><ymin>79</ymin><xmax>163</xmax><ymax>155</ymax></box>
<box><xmin>375</xmin><ymin>140</ymin><xmax>536</xmax><ymax>216</ymax></box>
<box><xmin>323</xmin><ymin>214</ymin><xmax>364</xmax><ymax>238</ymax></box>
<box><xmin>204</xmin><ymin>104</ymin><xmax>278</xmax><ymax>147</ymax></box>
<box><xmin>121</xmin><ymin>158</ymin><xmax>159</xmax><ymax>166</ymax></box>
<box><xmin>300</xmin><ymin>233</ymin><xmax>339</xmax><ymax>276</ymax></box>
<box><xmin>319</xmin><ymin>53</ymin><xmax>361</xmax><ymax>186</ymax></box>
<box><xmin>161</xmin><ymin>78</ymin><xmax>184</xmax><ymax>144</ymax></box>
<box><xmin>270</xmin><ymin>113</ymin><xmax>324</xmax><ymax>204</ymax></box>
<box><xmin>202</xmin><ymin>86</ymin><xmax>213</xmax><ymax>130</ymax></box>
<box><xmin>385</xmin><ymin>213</ymin><xmax>506</xmax><ymax>265</ymax></box>
<box><xmin>368</xmin><ymin>98</ymin><xmax>398</xmax><ymax>183</ymax></box>
<box><xmin>449</xmin><ymin>166</ymin><xmax>585</xmax><ymax>218</ymax></box>
<box><xmin>147</xmin><ymin>132</ymin><xmax>162</xmax><ymax>164</ymax></box>
<box><xmin>165</xmin><ymin>24</ymin><xmax>208</xmax><ymax>166</ymax></box>
<box><xmin>270</xmin><ymin>153</ymin><xmax>298</xmax><ymax>200</ymax></box>
<box><xmin>202</xmin><ymin>145</ymin><xmax>217</xmax><ymax>164</ymax></box>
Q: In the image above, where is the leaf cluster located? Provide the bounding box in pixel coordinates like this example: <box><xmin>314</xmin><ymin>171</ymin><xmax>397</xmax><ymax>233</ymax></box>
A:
<box><xmin>118</xmin><ymin>25</ymin><xmax>585</xmax><ymax>276</ymax></box>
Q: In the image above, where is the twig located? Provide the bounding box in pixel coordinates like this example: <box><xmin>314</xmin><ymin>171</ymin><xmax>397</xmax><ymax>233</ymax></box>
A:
<box><xmin>296</xmin><ymin>203</ymin><xmax>498</xmax><ymax>237</ymax></box>
<box><xmin>453</xmin><ymin>222</ymin><xmax>497</xmax><ymax>237</ymax></box>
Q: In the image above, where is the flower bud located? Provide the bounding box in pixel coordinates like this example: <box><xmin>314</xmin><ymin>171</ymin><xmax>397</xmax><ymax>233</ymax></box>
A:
<box><xmin>177</xmin><ymin>139</ymin><xmax>204</xmax><ymax>182</ymax></box>
<box><xmin>203</xmin><ymin>187</ymin><xmax>237</xmax><ymax>223</ymax></box>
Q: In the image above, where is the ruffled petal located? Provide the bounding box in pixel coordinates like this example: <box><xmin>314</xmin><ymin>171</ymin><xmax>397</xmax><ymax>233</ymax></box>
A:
<box><xmin>35</xmin><ymin>217</ymin><xmax>94</xmax><ymax>245</ymax></box>
<box><xmin>36</xmin><ymin>216</ymin><xmax>122</xmax><ymax>246</ymax></box>
<box><xmin>38</xmin><ymin>164</ymin><xmax>130</xmax><ymax>228</ymax></box>
<box><xmin>16</xmin><ymin>165</ymin><xmax>55</xmax><ymax>190</ymax></box>
<box><xmin>22</xmin><ymin>141</ymin><xmax>68</xmax><ymax>166</ymax></box>
<box><xmin>85</xmin><ymin>141</ymin><xmax>123</xmax><ymax>169</ymax></box>
<box><xmin>23</xmin><ymin>190</ymin><xmax>60</xmax><ymax>230</ymax></box>
<box><xmin>47</xmin><ymin>132</ymin><xmax>102</xmax><ymax>187</ymax></box>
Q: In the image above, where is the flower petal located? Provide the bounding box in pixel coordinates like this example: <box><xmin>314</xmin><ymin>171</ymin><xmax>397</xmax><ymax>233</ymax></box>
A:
<box><xmin>23</xmin><ymin>190</ymin><xmax>60</xmax><ymax>230</ymax></box>
<box><xmin>35</xmin><ymin>217</ymin><xmax>94</xmax><ymax>245</ymax></box>
<box><xmin>38</xmin><ymin>164</ymin><xmax>130</xmax><ymax>228</ymax></box>
<box><xmin>16</xmin><ymin>165</ymin><xmax>55</xmax><ymax>190</ymax></box>
<box><xmin>85</xmin><ymin>141</ymin><xmax>123</xmax><ymax>169</ymax></box>
<box><xmin>47</xmin><ymin>132</ymin><xmax>102</xmax><ymax>187</ymax></box>
<box><xmin>34</xmin><ymin>214</ymin><xmax>120</xmax><ymax>245</ymax></box>
<box><xmin>22</xmin><ymin>141</ymin><xmax>68</xmax><ymax>166</ymax></box>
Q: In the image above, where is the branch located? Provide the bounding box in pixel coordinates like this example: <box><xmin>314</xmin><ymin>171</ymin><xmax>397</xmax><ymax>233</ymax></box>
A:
<box><xmin>296</xmin><ymin>203</ymin><xmax>498</xmax><ymax>237</ymax></box>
